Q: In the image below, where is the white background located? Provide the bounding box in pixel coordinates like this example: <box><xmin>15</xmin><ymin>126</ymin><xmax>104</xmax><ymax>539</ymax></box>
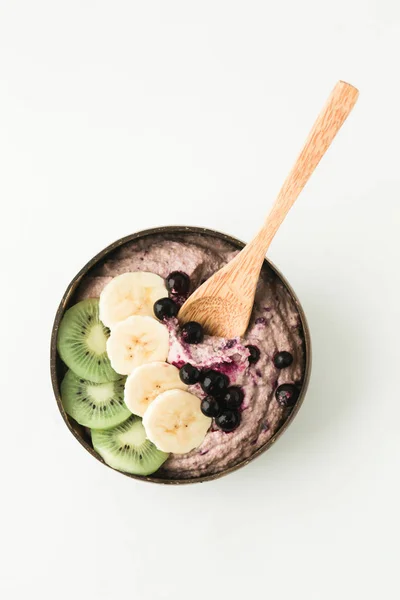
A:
<box><xmin>0</xmin><ymin>1</ymin><xmax>399</xmax><ymax>599</ymax></box>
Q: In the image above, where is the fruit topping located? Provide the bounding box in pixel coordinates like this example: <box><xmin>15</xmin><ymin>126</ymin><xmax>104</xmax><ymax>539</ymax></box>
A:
<box><xmin>91</xmin><ymin>414</ymin><xmax>168</xmax><ymax>476</ymax></box>
<box><xmin>99</xmin><ymin>272</ymin><xmax>167</xmax><ymax>328</ymax></box>
<box><xmin>153</xmin><ymin>297</ymin><xmax>179</xmax><ymax>320</ymax></box>
<box><xmin>143</xmin><ymin>390</ymin><xmax>211</xmax><ymax>454</ymax></box>
<box><xmin>57</xmin><ymin>298</ymin><xmax>118</xmax><ymax>383</ymax></box>
<box><xmin>222</xmin><ymin>386</ymin><xmax>244</xmax><ymax>409</ymax></box>
<box><xmin>61</xmin><ymin>370</ymin><xmax>130</xmax><ymax>428</ymax></box>
<box><xmin>106</xmin><ymin>315</ymin><xmax>169</xmax><ymax>375</ymax></box>
<box><xmin>275</xmin><ymin>383</ymin><xmax>299</xmax><ymax>407</ymax></box>
<box><xmin>179</xmin><ymin>363</ymin><xmax>201</xmax><ymax>385</ymax></box>
<box><xmin>201</xmin><ymin>370</ymin><xmax>229</xmax><ymax>396</ymax></box>
<box><xmin>124</xmin><ymin>362</ymin><xmax>187</xmax><ymax>417</ymax></box>
<box><xmin>166</xmin><ymin>271</ymin><xmax>190</xmax><ymax>295</ymax></box>
<box><xmin>246</xmin><ymin>345</ymin><xmax>260</xmax><ymax>365</ymax></box>
<box><xmin>215</xmin><ymin>409</ymin><xmax>241</xmax><ymax>432</ymax></box>
<box><xmin>273</xmin><ymin>351</ymin><xmax>293</xmax><ymax>369</ymax></box>
<box><xmin>200</xmin><ymin>396</ymin><xmax>222</xmax><ymax>418</ymax></box>
<box><xmin>181</xmin><ymin>321</ymin><xmax>204</xmax><ymax>344</ymax></box>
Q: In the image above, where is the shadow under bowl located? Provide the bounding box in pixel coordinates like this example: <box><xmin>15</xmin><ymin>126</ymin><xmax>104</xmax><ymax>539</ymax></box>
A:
<box><xmin>50</xmin><ymin>226</ymin><xmax>311</xmax><ymax>484</ymax></box>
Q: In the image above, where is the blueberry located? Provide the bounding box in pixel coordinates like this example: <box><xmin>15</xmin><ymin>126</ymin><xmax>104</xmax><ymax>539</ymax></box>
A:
<box><xmin>273</xmin><ymin>351</ymin><xmax>293</xmax><ymax>369</ymax></box>
<box><xmin>201</xmin><ymin>370</ymin><xmax>229</xmax><ymax>397</ymax></box>
<box><xmin>153</xmin><ymin>297</ymin><xmax>179</xmax><ymax>320</ymax></box>
<box><xmin>246</xmin><ymin>345</ymin><xmax>260</xmax><ymax>364</ymax></box>
<box><xmin>275</xmin><ymin>384</ymin><xmax>299</xmax><ymax>407</ymax></box>
<box><xmin>215</xmin><ymin>409</ymin><xmax>240</xmax><ymax>432</ymax></box>
<box><xmin>181</xmin><ymin>321</ymin><xmax>204</xmax><ymax>344</ymax></box>
<box><xmin>200</xmin><ymin>396</ymin><xmax>222</xmax><ymax>418</ymax></box>
<box><xmin>179</xmin><ymin>363</ymin><xmax>201</xmax><ymax>385</ymax></box>
<box><xmin>223</xmin><ymin>386</ymin><xmax>244</xmax><ymax>409</ymax></box>
<box><xmin>166</xmin><ymin>271</ymin><xmax>190</xmax><ymax>295</ymax></box>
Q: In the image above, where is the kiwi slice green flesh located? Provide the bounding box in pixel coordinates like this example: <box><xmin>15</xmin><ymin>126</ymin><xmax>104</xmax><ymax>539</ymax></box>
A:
<box><xmin>61</xmin><ymin>370</ymin><xmax>130</xmax><ymax>429</ymax></box>
<box><xmin>57</xmin><ymin>298</ymin><xmax>118</xmax><ymax>383</ymax></box>
<box><xmin>91</xmin><ymin>415</ymin><xmax>169</xmax><ymax>476</ymax></box>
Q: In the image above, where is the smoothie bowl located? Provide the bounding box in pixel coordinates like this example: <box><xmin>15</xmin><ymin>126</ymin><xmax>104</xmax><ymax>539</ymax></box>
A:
<box><xmin>50</xmin><ymin>226</ymin><xmax>311</xmax><ymax>484</ymax></box>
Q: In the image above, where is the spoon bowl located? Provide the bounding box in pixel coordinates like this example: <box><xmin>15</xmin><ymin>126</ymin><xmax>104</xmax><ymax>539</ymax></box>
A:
<box><xmin>50</xmin><ymin>226</ymin><xmax>311</xmax><ymax>484</ymax></box>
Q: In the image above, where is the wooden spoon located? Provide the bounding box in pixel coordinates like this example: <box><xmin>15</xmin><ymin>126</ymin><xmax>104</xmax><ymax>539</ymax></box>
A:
<box><xmin>179</xmin><ymin>80</ymin><xmax>359</xmax><ymax>337</ymax></box>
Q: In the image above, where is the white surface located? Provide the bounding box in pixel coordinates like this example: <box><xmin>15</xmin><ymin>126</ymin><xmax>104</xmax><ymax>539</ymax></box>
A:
<box><xmin>0</xmin><ymin>1</ymin><xmax>399</xmax><ymax>599</ymax></box>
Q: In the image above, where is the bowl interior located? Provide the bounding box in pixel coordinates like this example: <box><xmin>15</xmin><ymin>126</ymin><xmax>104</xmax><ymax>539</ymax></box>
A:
<box><xmin>51</xmin><ymin>226</ymin><xmax>311</xmax><ymax>484</ymax></box>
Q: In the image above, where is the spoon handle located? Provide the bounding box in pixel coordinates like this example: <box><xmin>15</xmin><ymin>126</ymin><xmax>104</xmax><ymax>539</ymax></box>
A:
<box><xmin>256</xmin><ymin>80</ymin><xmax>359</xmax><ymax>251</ymax></box>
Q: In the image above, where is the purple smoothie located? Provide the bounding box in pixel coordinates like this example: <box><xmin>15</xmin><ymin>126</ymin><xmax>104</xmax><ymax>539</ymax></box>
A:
<box><xmin>76</xmin><ymin>232</ymin><xmax>305</xmax><ymax>479</ymax></box>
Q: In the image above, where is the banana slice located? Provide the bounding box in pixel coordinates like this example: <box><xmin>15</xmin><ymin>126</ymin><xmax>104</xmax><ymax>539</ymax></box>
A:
<box><xmin>143</xmin><ymin>389</ymin><xmax>211</xmax><ymax>454</ymax></box>
<box><xmin>99</xmin><ymin>272</ymin><xmax>167</xmax><ymax>329</ymax></box>
<box><xmin>124</xmin><ymin>362</ymin><xmax>187</xmax><ymax>417</ymax></box>
<box><xmin>106</xmin><ymin>315</ymin><xmax>169</xmax><ymax>375</ymax></box>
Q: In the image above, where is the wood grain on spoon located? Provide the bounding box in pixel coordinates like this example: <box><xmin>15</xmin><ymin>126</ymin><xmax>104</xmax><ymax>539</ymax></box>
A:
<box><xmin>179</xmin><ymin>80</ymin><xmax>359</xmax><ymax>337</ymax></box>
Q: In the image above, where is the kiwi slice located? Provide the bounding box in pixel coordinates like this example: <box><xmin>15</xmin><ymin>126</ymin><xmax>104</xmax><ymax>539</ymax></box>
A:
<box><xmin>61</xmin><ymin>370</ymin><xmax>130</xmax><ymax>429</ymax></box>
<box><xmin>57</xmin><ymin>298</ymin><xmax>118</xmax><ymax>383</ymax></box>
<box><xmin>91</xmin><ymin>415</ymin><xmax>169</xmax><ymax>476</ymax></box>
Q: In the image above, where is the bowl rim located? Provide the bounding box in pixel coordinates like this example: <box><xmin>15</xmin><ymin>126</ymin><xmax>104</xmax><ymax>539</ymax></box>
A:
<box><xmin>50</xmin><ymin>225</ymin><xmax>312</xmax><ymax>485</ymax></box>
